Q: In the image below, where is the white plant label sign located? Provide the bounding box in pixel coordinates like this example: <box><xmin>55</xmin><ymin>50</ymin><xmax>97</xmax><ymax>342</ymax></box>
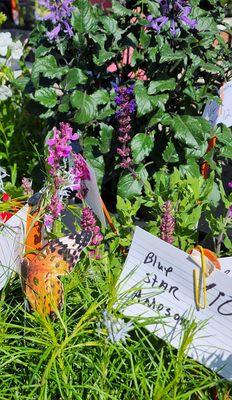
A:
<box><xmin>203</xmin><ymin>81</ymin><xmax>232</xmax><ymax>127</ymax></box>
<box><xmin>0</xmin><ymin>205</ymin><xmax>28</xmax><ymax>290</ymax></box>
<box><xmin>118</xmin><ymin>227</ymin><xmax>232</xmax><ymax>380</ymax></box>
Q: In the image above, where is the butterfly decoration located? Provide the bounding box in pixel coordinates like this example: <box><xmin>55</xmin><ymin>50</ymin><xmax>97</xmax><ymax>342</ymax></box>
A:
<box><xmin>21</xmin><ymin>230</ymin><xmax>92</xmax><ymax>317</ymax></box>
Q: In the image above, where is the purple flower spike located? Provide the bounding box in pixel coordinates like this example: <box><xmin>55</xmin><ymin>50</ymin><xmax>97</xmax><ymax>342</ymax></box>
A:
<box><xmin>160</xmin><ymin>200</ymin><xmax>175</xmax><ymax>244</ymax></box>
<box><xmin>40</xmin><ymin>0</ymin><xmax>75</xmax><ymax>41</ymax></box>
<box><xmin>81</xmin><ymin>206</ymin><xmax>103</xmax><ymax>258</ymax></box>
<box><xmin>114</xmin><ymin>84</ymin><xmax>136</xmax><ymax>171</ymax></box>
<box><xmin>147</xmin><ymin>0</ymin><xmax>197</xmax><ymax>36</ymax></box>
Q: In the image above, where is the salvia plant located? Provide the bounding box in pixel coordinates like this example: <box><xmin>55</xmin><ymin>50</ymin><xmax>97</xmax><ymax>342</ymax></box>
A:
<box><xmin>27</xmin><ymin>0</ymin><xmax>231</xmax><ymax>208</ymax></box>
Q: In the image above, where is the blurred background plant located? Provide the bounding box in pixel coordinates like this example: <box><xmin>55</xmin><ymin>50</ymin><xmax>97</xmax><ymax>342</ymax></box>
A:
<box><xmin>0</xmin><ymin>26</ymin><xmax>44</xmax><ymax>189</ymax></box>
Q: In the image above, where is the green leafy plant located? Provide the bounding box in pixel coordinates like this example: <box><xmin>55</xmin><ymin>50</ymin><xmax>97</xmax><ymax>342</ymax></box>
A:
<box><xmin>0</xmin><ymin>31</ymin><xmax>44</xmax><ymax>185</ymax></box>
<box><xmin>27</xmin><ymin>0</ymin><xmax>231</xmax><ymax>204</ymax></box>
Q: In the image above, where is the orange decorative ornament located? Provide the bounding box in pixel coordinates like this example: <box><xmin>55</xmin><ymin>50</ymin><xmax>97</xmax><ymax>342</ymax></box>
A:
<box><xmin>21</xmin><ymin>230</ymin><xmax>92</xmax><ymax>317</ymax></box>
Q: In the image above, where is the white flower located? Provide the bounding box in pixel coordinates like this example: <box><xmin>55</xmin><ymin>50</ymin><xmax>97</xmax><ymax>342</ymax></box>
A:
<box><xmin>0</xmin><ymin>32</ymin><xmax>12</xmax><ymax>57</ymax></box>
<box><xmin>0</xmin><ymin>85</ymin><xmax>12</xmax><ymax>101</ymax></box>
<box><xmin>10</xmin><ymin>40</ymin><xmax>23</xmax><ymax>60</ymax></box>
<box><xmin>101</xmin><ymin>311</ymin><xmax>134</xmax><ymax>344</ymax></box>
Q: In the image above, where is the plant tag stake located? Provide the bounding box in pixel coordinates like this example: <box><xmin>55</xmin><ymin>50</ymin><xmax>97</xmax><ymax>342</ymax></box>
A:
<box><xmin>203</xmin><ymin>81</ymin><xmax>232</xmax><ymax>127</ymax></box>
<box><xmin>85</xmin><ymin>164</ymin><xmax>106</xmax><ymax>227</ymax></box>
<box><xmin>0</xmin><ymin>205</ymin><xmax>28</xmax><ymax>290</ymax></box>
<box><xmin>118</xmin><ymin>227</ymin><xmax>232</xmax><ymax>380</ymax></box>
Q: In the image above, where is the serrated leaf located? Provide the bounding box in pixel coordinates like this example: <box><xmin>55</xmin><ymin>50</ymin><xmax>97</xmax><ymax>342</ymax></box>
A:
<box><xmin>71</xmin><ymin>91</ymin><xmax>96</xmax><ymax>123</ymax></box>
<box><xmin>62</xmin><ymin>68</ymin><xmax>88</xmax><ymax>90</ymax></box>
<box><xmin>146</xmin><ymin>0</ymin><xmax>160</xmax><ymax>16</ymax></box>
<box><xmin>71</xmin><ymin>0</ymin><xmax>96</xmax><ymax>33</ymax></box>
<box><xmin>163</xmin><ymin>141</ymin><xmax>179</xmax><ymax>163</ymax></box>
<box><xmin>172</xmin><ymin>115</ymin><xmax>211</xmax><ymax>157</ymax></box>
<box><xmin>117</xmin><ymin>173</ymin><xmax>142</xmax><ymax>199</ymax></box>
<box><xmin>31</xmin><ymin>55</ymin><xmax>67</xmax><ymax>87</ymax></box>
<box><xmin>220</xmin><ymin>146</ymin><xmax>232</xmax><ymax>159</ymax></box>
<box><xmin>200</xmin><ymin>63</ymin><xmax>223</xmax><ymax>74</ymax></box>
<box><xmin>148</xmin><ymin>47</ymin><xmax>158</xmax><ymax>62</ymax></box>
<box><xmin>35</xmin><ymin>45</ymin><xmax>50</xmax><ymax>58</ymax></box>
<box><xmin>35</xmin><ymin>88</ymin><xmax>57</xmax><ymax>108</ymax></box>
<box><xmin>117</xmin><ymin>166</ymin><xmax>148</xmax><ymax>199</ymax></box>
<box><xmin>148</xmin><ymin>79</ymin><xmax>176</xmax><ymax>94</ymax></box>
<box><xmin>40</xmin><ymin>109</ymin><xmax>54</xmax><ymax>119</ymax></box>
<box><xmin>150</xmin><ymin>94</ymin><xmax>169</xmax><ymax>110</ymax></box>
<box><xmin>99</xmin><ymin>123</ymin><xmax>113</xmax><ymax>153</ymax></box>
<box><xmin>101</xmin><ymin>15</ymin><xmax>118</xmax><ymax>34</ymax></box>
<box><xmin>58</xmin><ymin>95</ymin><xmax>69</xmax><ymax>113</ymax></box>
<box><xmin>160</xmin><ymin>44</ymin><xmax>184</xmax><ymax>63</ymax></box>
<box><xmin>134</xmin><ymin>82</ymin><xmax>152</xmax><ymax>117</ymax></box>
<box><xmin>139</xmin><ymin>30</ymin><xmax>150</xmax><ymax>48</ymax></box>
<box><xmin>93</xmin><ymin>49</ymin><xmax>115</xmax><ymax>66</ymax></box>
<box><xmin>217</xmin><ymin>126</ymin><xmax>232</xmax><ymax>146</ymax></box>
<box><xmin>91</xmin><ymin>90</ymin><xmax>110</xmax><ymax>105</ymax></box>
<box><xmin>112</xmin><ymin>0</ymin><xmax>132</xmax><ymax>16</ymax></box>
<box><xmin>131</xmin><ymin>133</ymin><xmax>153</xmax><ymax>163</ymax></box>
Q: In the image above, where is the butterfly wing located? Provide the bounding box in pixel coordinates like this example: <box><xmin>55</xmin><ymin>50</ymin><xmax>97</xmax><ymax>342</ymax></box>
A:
<box><xmin>46</xmin><ymin>230</ymin><xmax>92</xmax><ymax>275</ymax></box>
<box><xmin>22</xmin><ymin>257</ymin><xmax>63</xmax><ymax>316</ymax></box>
<box><xmin>22</xmin><ymin>230</ymin><xmax>92</xmax><ymax>316</ymax></box>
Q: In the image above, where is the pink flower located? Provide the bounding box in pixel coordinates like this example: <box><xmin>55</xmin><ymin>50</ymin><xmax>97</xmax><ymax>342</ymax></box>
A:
<box><xmin>70</xmin><ymin>153</ymin><xmax>90</xmax><ymax>200</ymax></box>
<box><xmin>21</xmin><ymin>177</ymin><xmax>33</xmax><ymax>196</ymax></box>
<box><xmin>81</xmin><ymin>207</ymin><xmax>103</xmax><ymax>251</ymax></box>
<box><xmin>160</xmin><ymin>200</ymin><xmax>175</xmax><ymax>244</ymax></box>
<box><xmin>44</xmin><ymin>214</ymin><xmax>54</xmax><ymax>229</ymax></box>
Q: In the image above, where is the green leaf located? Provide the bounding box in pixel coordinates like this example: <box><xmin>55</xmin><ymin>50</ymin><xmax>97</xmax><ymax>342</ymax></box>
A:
<box><xmin>162</xmin><ymin>141</ymin><xmax>179</xmax><ymax>163</ymax></box>
<box><xmin>197</xmin><ymin>16</ymin><xmax>217</xmax><ymax>32</ymax></box>
<box><xmin>71</xmin><ymin>0</ymin><xmax>96</xmax><ymax>33</ymax></box>
<box><xmin>31</xmin><ymin>55</ymin><xmax>67</xmax><ymax>87</ymax></box>
<box><xmin>58</xmin><ymin>95</ymin><xmax>69</xmax><ymax>113</ymax></box>
<box><xmin>71</xmin><ymin>91</ymin><xmax>96</xmax><ymax>123</ymax></box>
<box><xmin>62</xmin><ymin>68</ymin><xmax>88</xmax><ymax>90</ymax></box>
<box><xmin>93</xmin><ymin>49</ymin><xmax>115</xmax><ymax>66</ymax></box>
<box><xmin>131</xmin><ymin>133</ymin><xmax>153</xmax><ymax>163</ymax></box>
<box><xmin>117</xmin><ymin>166</ymin><xmax>148</xmax><ymax>199</ymax></box>
<box><xmin>160</xmin><ymin>44</ymin><xmax>185</xmax><ymax>63</ymax></box>
<box><xmin>146</xmin><ymin>0</ymin><xmax>160</xmax><ymax>16</ymax></box>
<box><xmin>200</xmin><ymin>63</ymin><xmax>223</xmax><ymax>75</ymax></box>
<box><xmin>150</xmin><ymin>94</ymin><xmax>169</xmax><ymax>110</ymax></box>
<box><xmin>91</xmin><ymin>90</ymin><xmax>110</xmax><ymax>105</ymax></box>
<box><xmin>134</xmin><ymin>82</ymin><xmax>152</xmax><ymax>117</ymax></box>
<box><xmin>148</xmin><ymin>47</ymin><xmax>158</xmax><ymax>62</ymax></box>
<box><xmin>172</xmin><ymin>115</ymin><xmax>211</xmax><ymax>157</ymax></box>
<box><xmin>101</xmin><ymin>16</ymin><xmax>118</xmax><ymax>34</ymax></box>
<box><xmin>217</xmin><ymin>125</ymin><xmax>232</xmax><ymax>146</ymax></box>
<box><xmin>99</xmin><ymin>123</ymin><xmax>113</xmax><ymax>154</ymax></box>
<box><xmin>34</xmin><ymin>88</ymin><xmax>57</xmax><ymax>108</ymax></box>
<box><xmin>220</xmin><ymin>146</ymin><xmax>232</xmax><ymax>159</ymax></box>
<box><xmin>97</xmin><ymin>104</ymin><xmax>115</xmax><ymax>120</ymax></box>
<box><xmin>139</xmin><ymin>30</ymin><xmax>150</xmax><ymax>48</ymax></box>
<box><xmin>112</xmin><ymin>0</ymin><xmax>132</xmax><ymax>16</ymax></box>
<box><xmin>35</xmin><ymin>45</ymin><xmax>50</xmax><ymax>58</ymax></box>
<box><xmin>117</xmin><ymin>173</ymin><xmax>142</xmax><ymax>199</ymax></box>
<box><xmin>148</xmin><ymin>79</ymin><xmax>176</xmax><ymax>94</ymax></box>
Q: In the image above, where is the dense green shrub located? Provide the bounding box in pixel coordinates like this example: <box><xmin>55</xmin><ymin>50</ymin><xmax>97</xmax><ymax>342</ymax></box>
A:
<box><xmin>27</xmin><ymin>0</ymin><xmax>231</xmax><ymax>203</ymax></box>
